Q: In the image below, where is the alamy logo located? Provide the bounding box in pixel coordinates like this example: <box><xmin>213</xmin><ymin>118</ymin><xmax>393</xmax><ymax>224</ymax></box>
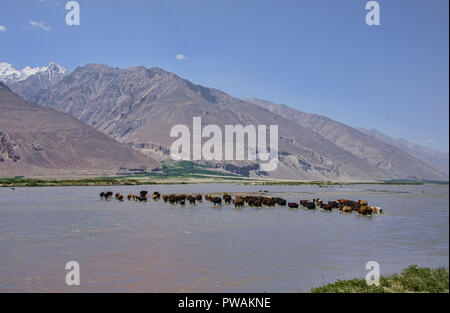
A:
<box><xmin>170</xmin><ymin>117</ymin><xmax>279</xmax><ymax>171</ymax></box>
<box><xmin>65</xmin><ymin>261</ymin><xmax>80</xmax><ymax>286</ymax></box>
<box><xmin>65</xmin><ymin>1</ymin><xmax>80</xmax><ymax>26</ymax></box>
<box><xmin>365</xmin><ymin>261</ymin><xmax>380</xmax><ymax>286</ymax></box>
<box><xmin>365</xmin><ymin>1</ymin><xmax>380</xmax><ymax>26</ymax></box>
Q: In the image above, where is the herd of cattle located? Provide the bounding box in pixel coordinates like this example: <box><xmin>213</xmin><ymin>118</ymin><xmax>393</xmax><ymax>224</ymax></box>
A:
<box><xmin>99</xmin><ymin>191</ymin><xmax>383</xmax><ymax>215</ymax></box>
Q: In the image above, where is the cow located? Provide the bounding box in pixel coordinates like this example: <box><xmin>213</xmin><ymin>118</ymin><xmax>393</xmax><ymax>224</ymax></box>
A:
<box><xmin>153</xmin><ymin>192</ymin><xmax>161</xmax><ymax>199</ymax></box>
<box><xmin>300</xmin><ymin>200</ymin><xmax>309</xmax><ymax>206</ymax></box>
<box><xmin>342</xmin><ymin>205</ymin><xmax>352</xmax><ymax>213</ymax></box>
<box><xmin>358</xmin><ymin>206</ymin><xmax>372</xmax><ymax>215</ymax></box>
<box><xmin>288</xmin><ymin>202</ymin><xmax>299</xmax><ymax>209</ymax></box>
<box><xmin>211</xmin><ymin>197</ymin><xmax>222</xmax><ymax>206</ymax></box>
<box><xmin>358</xmin><ymin>200</ymin><xmax>368</xmax><ymax>206</ymax></box>
<box><xmin>233</xmin><ymin>199</ymin><xmax>245</xmax><ymax>208</ymax></box>
<box><xmin>104</xmin><ymin>191</ymin><xmax>113</xmax><ymax>199</ymax></box>
<box><xmin>371</xmin><ymin>206</ymin><xmax>383</xmax><ymax>214</ymax></box>
<box><xmin>263</xmin><ymin>197</ymin><xmax>276</xmax><ymax>207</ymax></box>
<box><xmin>273</xmin><ymin>197</ymin><xmax>287</xmax><ymax>206</ymax></box>
<box><xmin>223</xmin><ymin>194</ymin><xmax>232</xmax><ymax>204</ymax></box>
<box><xmin>327</xmin><ymin>201</ymin><xmax>339</xmax><ymax>209</ymax></box>
<box><xmin>301</xmin><ymin>201</ymin><xmax>315</xmax><ymax>210</ymax></box>
<box><xmin>188</xmin><ymin>195</ymin><xmax>196</xmax><ymax>205</ymax></box>
<box><xmin>252</xmin><ymin>199</ymin><xmax>262</xmax><ymax>207</ymax></box>
<box><xmin>137</xmin><ymin>196</ymin><xmax>147</xmax><ymax>202</ymax></box>
<box><xmin>195</xmin><ymin>194</ymin><xmax>202</xmax><ymax>202</ymax></box>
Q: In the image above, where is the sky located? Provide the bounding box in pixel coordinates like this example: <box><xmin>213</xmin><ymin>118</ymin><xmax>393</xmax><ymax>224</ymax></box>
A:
<box><xmin>0</xmin><ymin>0</ymin><xmax>449</xmax><ymax>152</ymax></box>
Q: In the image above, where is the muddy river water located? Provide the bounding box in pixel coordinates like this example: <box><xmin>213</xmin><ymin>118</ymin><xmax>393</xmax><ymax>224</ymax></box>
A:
<box><xmin>0</xmin><ymin>183</ymin><xmax>448</xmax><ymax>292</ymax></box>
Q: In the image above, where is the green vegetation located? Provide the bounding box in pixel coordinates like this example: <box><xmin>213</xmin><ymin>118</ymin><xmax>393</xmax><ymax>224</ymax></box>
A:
<box><xmin>311</xmin><ymin>265</ymin><xmax>449</xmax><ymax>293</ymax></box>
<box><xmin>242</xmin><ymin>180</ymin><xmax>427</xmax><ymax>186</ymax></box>
<box><xmin>384</xmin><ymin>179</ymin><xmax>448</xmax><ymax>185</ymax></box>
<box><xmin>0</xmin><ymin>161</ymin><xmax>245</xmax><ymax>187</ymax></box>
<box><xmin>0</xmin><ymin>176</ymin><xmax>144</xmax><ymax>187</ymax></box>
<box><xmin>144</xmin><ymin>160</ymin><xmax>242</xmax><ymax>178</ymax></box>
<box><xmin>1</xmin><ymin>161</ymin><xmax>448</xmax><ymax>187</ymax></box>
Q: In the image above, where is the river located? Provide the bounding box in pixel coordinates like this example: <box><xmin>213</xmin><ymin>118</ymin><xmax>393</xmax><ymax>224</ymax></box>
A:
<box><xmin>0</xmin><ymin>183</ymin><xmax>448</xmax><ymax>292</ymax></box>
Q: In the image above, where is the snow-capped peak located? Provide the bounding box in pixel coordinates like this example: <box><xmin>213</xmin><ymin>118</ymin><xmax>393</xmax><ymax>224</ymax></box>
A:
<box><xmin>0</xmin><ymin>62</ymin><xmax>68</xmax><ymax>85</ymax></box>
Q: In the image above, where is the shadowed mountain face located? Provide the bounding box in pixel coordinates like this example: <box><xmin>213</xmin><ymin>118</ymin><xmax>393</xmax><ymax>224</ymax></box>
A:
<box><xmin>244</xmin><ymin>98</ymin><xmax>447</xmax><ymax>180</ymax></box>
<box><xmin>0</xmin><ymin>82</ymin><xmax>158</xmax><ymax>177</ymax></box>
<box><xmin>29</xmin><ymin>64</ymin><xmax>445</xmax><ymax>181</ymax></box>
<box><xmin>357</xmin><ymin>128</ymin><xmax>449</xmax><ymax>176</ymax></box>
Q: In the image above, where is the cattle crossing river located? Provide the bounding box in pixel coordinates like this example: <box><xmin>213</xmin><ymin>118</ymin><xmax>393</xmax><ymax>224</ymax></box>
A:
<box><xmin>0</xmin><ymin>183</ymin><xmax>448</xmax><ymax>292</ymax></box>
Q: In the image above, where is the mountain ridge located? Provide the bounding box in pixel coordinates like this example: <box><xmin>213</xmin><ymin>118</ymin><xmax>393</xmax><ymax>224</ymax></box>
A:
<box><xmin>357</xmin><ymin>127</ymin><xmax>449</xmax><ymax>176</ymax></box>
<box><xmin>28</xmin><ymin>64</ymin><xmax>446</xmax><ymax>181</ymax></box>
<box><xmin>0</xmin><ymin>81</ymin><xmax>159</xmax><ymax>177</ymax></box>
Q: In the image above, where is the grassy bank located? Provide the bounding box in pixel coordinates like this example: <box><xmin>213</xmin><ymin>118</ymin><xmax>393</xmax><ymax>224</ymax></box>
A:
<box><xmin>1</xmin><ymin>176</ymin><xmax>438</xmax><ymax>187</ymax></box>
<box><xmin>1</xmin><ymin>161</ymin><xmax>448</xmax><ymax>187</ymax></box>
<box><xmin>311</xmin><ymin>265</ymin><xmax>449</xmax><ymax>293</ymax></box>
<box><xmin>1</xmin><ymin>176</ymin><xmax>448</xmax><ymax>187</ymax></box>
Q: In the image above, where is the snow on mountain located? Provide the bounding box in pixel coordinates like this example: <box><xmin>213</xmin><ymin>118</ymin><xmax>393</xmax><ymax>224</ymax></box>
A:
<box><xmin>0</xmin><ymin>62</ymin><xmax>68</xmax><ymax>85</ymax></box>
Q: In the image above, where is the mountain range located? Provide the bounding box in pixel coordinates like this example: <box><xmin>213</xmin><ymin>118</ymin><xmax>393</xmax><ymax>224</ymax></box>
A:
<box><xmin>244</xmin><ymin>97</ymin><xmax>449</xmax><ymax>178</ymax></box>
<box><xmin>2</xmin><ymin>62</ymin><xmax>442</xmax><ymax>181</ymax></box>
<box><xmin>357</xmin><ymin>128</ymin><xmax>449</xmax><ymax>176</ymax></box>
<box><xmin>0</xmin><ymin>62</ymin><xmax>67</xmax><ymax>84</ymax></box>
<box><xmin>0</xmin><ymin>81</ymin><xmax>158</xmax><ymax>177</ymax></box>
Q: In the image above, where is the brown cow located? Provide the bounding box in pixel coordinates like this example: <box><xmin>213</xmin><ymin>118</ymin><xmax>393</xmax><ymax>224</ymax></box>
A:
<box><xmin>233</xmin><ymin>199</ymin><xmax>244</xmax><ymax>208</ymax></box>
<box><xmin>358</xmin><ymin>206</ymin><xmax>372</xmax><ymax>215</ymax></box>
<box><xmin>342</xmin><ymin>206</ymin><xmax>353</xmax><ymax>213</ymax></box>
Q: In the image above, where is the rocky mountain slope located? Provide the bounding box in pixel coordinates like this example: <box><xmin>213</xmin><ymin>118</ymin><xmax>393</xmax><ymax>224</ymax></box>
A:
<box><xmin>0</xmin><ymin>82</ymin><xmax>158</xmax><ymax>177</ymax></box>
<box><xmin>245</xmin><ymin>97</ymin><xmax>447</xmax><ymax>180</ymax></box>
<box><xmin>358</xmin><ymin>128</ymin><xmax>449</xmax><ymax>176</ymax></box>
<box><xmin>28</xmin><ymin>64</ymin><xmax>446</xmax><ymax>181</ymax></box>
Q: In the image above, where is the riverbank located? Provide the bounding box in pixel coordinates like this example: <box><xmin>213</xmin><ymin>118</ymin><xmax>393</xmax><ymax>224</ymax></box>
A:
<box><xmin>1</xmin><ymin>176</ymin><xmax>445</xmax><ymax>187</ymax></box>
<box><xmin>310</xmin><ymin>265</ymin><xmax>449</xmax><ymax>293</ymax></box>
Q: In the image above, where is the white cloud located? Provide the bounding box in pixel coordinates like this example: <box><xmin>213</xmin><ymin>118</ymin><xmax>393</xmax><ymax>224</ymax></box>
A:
<box><xmin>29</xmin><ymin>20</ymin><xmax>51</xmax><ymax>31</ymax></box>
<box><xmin>0</xmin><ymin>26</ymin><xmax>6</xmax><ymax>32</ymax></box>
<box><xmin>176</xmin><ymin>54</ymin><xmax>188</xmax><ymax>60</ymax></box>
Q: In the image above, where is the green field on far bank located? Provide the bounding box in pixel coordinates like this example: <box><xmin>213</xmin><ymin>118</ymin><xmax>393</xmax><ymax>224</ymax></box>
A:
<box><xmin>1</xmin><ymin>161</ymin><xmax>448</xmax><ymax>187</ymax></box>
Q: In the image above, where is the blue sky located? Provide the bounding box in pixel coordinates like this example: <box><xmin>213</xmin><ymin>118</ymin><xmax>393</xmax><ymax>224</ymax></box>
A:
<box><xmin>0</xmin><ymin>0</ymin><xmax>448</xmax><ymax>152</ymax></box>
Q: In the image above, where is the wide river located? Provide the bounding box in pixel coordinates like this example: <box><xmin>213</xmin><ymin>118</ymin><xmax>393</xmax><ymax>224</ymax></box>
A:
<box><xmin>0</xmin><ymin>183</ymin><xmax>448</xmax><ymax>292</ymax></box>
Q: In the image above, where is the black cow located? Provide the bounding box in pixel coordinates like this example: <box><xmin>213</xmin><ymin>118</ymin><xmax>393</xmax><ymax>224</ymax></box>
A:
<box><xmin>211</xmin><ymin>197</ymin><xmax>222</xmax><ymax>206</ymax></box>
